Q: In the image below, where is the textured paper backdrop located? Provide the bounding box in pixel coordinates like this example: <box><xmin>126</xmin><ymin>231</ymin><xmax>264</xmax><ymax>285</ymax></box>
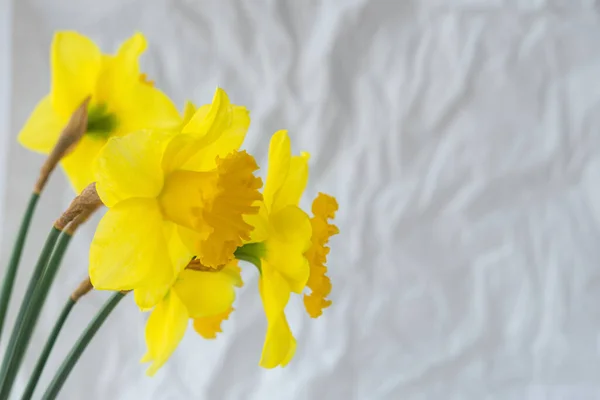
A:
<box><xmin>2</xmin><ymin>0</ymin><xmax>600</xmax><ymax>399</ymax></box>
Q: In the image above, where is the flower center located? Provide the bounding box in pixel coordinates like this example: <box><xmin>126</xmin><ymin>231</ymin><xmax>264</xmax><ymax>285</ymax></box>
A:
<box><xmin>157</xmin><ymin>151</ymin><xmax>263</xmax><ymax>268</ymax></box>
<box><xmin>86</xmin><ymin>103</ymin><xmax>118</xmax><ymax>139</ymax></box>
<box><xmin>158</xmin><ymin>169</ymin><xmax>219</xmax><ymax>233</ymax></box>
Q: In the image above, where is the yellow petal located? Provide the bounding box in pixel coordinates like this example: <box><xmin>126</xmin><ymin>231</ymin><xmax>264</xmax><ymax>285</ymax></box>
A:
<box><xmin>17</xmin><ymin>96</ymin><xmax>66</xmax><ymax>154</ymax></box>
<box><xmin>258</xmin><ymin>264</ymin><xmax>296</xmax><ymax>368</ymax></box>
<box><xmin>181</xmin><ymin>100</ymin><xmax>197</xmax><ymax>126</ymax></box>
<box><xmin>94</xmin><ymin>130</ymin><xmax>167</xmax><ymax>207</ymax></box>
<box><xmin>161</xmin><ymin>89</ymin><xmax>238</xmax><ymax>173</ymax></box>
<box><xmin>260</xmin><ymin>315</ymin><xmax>296</xmax><ymax>369</ymax></box>
<box><xmin>51</xmin><ymin>31</ymin><xmax>102</xmax><ymax>118</ymax></box>
<box><xmin>161</xmin><ymin>133</ymin><xmax>199</xmax><ymax>174</ymax></box>
<box><xmin>165</xmin><ymin>221</ymin><xmax>196</xmax><ymax>278</ymax></box>
<box><xmin>244</xmin><ymin>201</ymin><xmax>270</xmax><ymax>243</ymax></box>
<box><xmin>266</xmin><ymin>206</ymin><xmax>312</xmax><ymax>293</ymax></box>
<box><xmin>304</xmin><ymin>193</ymin><xmax>339</xmax><ymax>318</ymax></box>
<box><xmin>95</xmin><ymin>32</ymin><xmax>146</xmax><ymax>111</ymax></box>
<box><xmin>182</xmin><ymin>88</ymin><xmax>232</xmax><ymax>146</ymax></box>
<box><xmin>89</xmin><ymin>198</ymin><xmax>173</xmax><ymax>292</ymax></box>
<box><xmin>134</xmin><ymin>224</ymin><xmax>195</xmax><ymax>311</ymax></box>
<box><xmin>61</xmin><ymin>135</ymin><xmax>106</xmax><ymax>194</ymax></box>
<box><xmin>116</xmin><ymin>83</ymin><xmax>181</xmax><ymax>136</ymax></box>
<box><xmin>173</xmin><ymin>268</ymin><xmax>237</xmax><ymax>318</ymax></box>
<box><xmin>143</xmin><ymin>290</ymin><xmax>189</xmax><ymax>376</ymax></box>
<box><xmin>193</xmin><ymin>307</ymin><xmax>234</xmax><ymax>339</ymax></box>
<box><xmin>181</xmin><ymin>105</ymin><xmax>250</xmax><ymax>171</ymax></box>
<box><xmin>133</xmin><ymin>222</ymin><xmax>193</xmax><ymax>310</ymax></box>
<box><xmin>259</xmin><ymin>262</ymin><xmax>291</xmax><ymax>320</ymax></box>
<box><xmin>280</xmin><ymin>332</ymin><xmax>297</xmax><ymax>367</ymax></box>
<box><xmin>263</xmin><ymin>130</ymin><xmax>291</xmax><ymax>211</ymax></box>
<box><xmin>258</xmin><ymin>274</ymin><xmax>296</xmax><ymax>372</ymax></box>
<box><xmin>220</xmin><ymin>260</ymin><xmax>244</xmax><ymax>288</ymax></box>
<box><xmin>183</xmin><ymin>103</ymin><xmax>209</xmax><ymax>132</ymax></box>
<box><xmin>134</xmin><ymin>285</ymin><xmax>171</xmax><ymax>312</ymax></box>
<box><xmin>271</xmin><ymin>152</ymin><xmax>310</xmax><ymax>213</ymax></box>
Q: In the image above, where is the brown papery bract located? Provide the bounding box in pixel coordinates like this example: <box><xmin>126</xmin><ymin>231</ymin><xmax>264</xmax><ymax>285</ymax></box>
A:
<box><xmin>54</xmin><ymin>182</ymin><xmax>103</xmax><ymax>234</ymax></box>
<box><xmin>70</xmin><ymin>277</ymin><xmax>93</xmax><ymax>301</ymax></box>
<box><xmin>34</xmin><ymin>96</ymin><xmax>91</xmax><ymax>194</ymax></box>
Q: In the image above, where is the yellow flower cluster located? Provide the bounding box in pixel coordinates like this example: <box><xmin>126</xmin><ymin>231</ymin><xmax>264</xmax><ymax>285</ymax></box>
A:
<box><xmin>18</xmin><ymin>32</ymin><xmax>338</xmax><ymax>375</ymax></box>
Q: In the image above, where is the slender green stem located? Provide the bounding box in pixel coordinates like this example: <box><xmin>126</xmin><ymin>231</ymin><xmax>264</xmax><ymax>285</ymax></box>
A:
<box><xmin>21</xmin><ymin>298</ymin><xmax>75</xmax><ymax>400</ymax></box>
<box><xmin>0</xmin><ymin>193</ymin><xmax>40</xmax><ymax>340</ymax></box>
<box><xmin>0</xmin><ymin>229</ymin><xmax>70</xmax><ymax>398</ymax></box>
<box><xmin>0</xmin><ymin>227</ymin><xmax>60</xmax><ymax>388</ymax></box>
<box><xmin>41</xmin><ymin>292</ymin><xmax>126</xmax><ymax>400</ymax></box>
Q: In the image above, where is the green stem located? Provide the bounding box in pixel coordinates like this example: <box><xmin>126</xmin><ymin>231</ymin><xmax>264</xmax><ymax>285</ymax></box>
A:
<box><xmin>0</xmin><ymin>229</ymin><xmax>69</xmax><ymax>398</ymax></box>
<box><xmin>20</xmin><ymin>298</ymin><xmax>75</xmax><ymax>400</ymax></box>
<box><xmin>234</xmin><ymin>253</ymin><xmax>262</xmax><ymax>274</ymax></box>
<box><xmin>41</xmin><ymin>292</ymin><xmax>126</xmax><ymax>400</ymax></box>
<box><xmin>0</xmin><ymin>193</ymin><xmax>39</xmax><ymax>340</ymax></box>
<box><xmin>0</xmin><ymin>227</ymin><xmax>60</xmax><ymax>388</ymax></box>
<box><xmin>234</xmin><ymin>243</ymin><xmax>264</xmax><ymax>274</ymax></box>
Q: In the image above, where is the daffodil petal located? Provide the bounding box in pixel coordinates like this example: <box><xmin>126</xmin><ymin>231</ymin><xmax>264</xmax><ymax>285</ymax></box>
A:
<box><xmin>133</xmin><ymin>276</ymin><xmax>175</xmax><ymax>311</ymax></box>
<box><xmin>134</xmin><ymin>223</ymin><xmax>194</xmax><ymax>310</ymax></box>
<box><xmin>89</xmin><ymin>198</ymin><xmax>172</xmax><ymax>291</ymax></box>
<box><xmin>304</xmin><ymin>193</ymin><xmax>339</xmax><ymax>318</ymax></box>
<box><xmin>181</xmin><ymin>100</ymin><xmax>197</xmax><ymax>126</ymax></box>
<box><xmin>184</xmin><ymin>104</ymin><xmax>209</xmax><ymax>131</ymax></box>
<box><xmin>116</xmin><ymin>84</ymin><xmax>181</xmax><ymax>135</ymax></box>
<box><xmin>272</xmin><ymin>152</ymin><xmax>310</xmax><ymax>212</ymax></box>
<box><xmin>132</xmin><ymin>221</ymin><xmax>194</xmax><ymax>310</ymax></box>
<box><xmin>114</xmin><ymin>32</ymin><xmax>146</xmax><ymax>80</ymax></box>
<box><xmin>182</xmin><ymin>88</ymin><xmax>233</xmax><ymax>147</ymax></box>
<box><xmin>162</xmin><ymin>89</ymin><xmax>234</xmax><ymax>173</ymax></box>
<box><xmin>161</xmin><ymin>133</ymin><xmax>198</xmax><ymax>174</ymax></box>
<box><xmin>280</xmin><ymin>332</ymin><xmax>297</xmax><ymax>367</ymax></box>
<box><xmin>221</xmin><ymin>260</ymin><xmax>244</xmax><ymax>288</ymax></box>
<box><xmin>259</xmin><ymin>315</ymin><xmax>296</xmax><ymax>369</ymax></box>
<box><xmin>181</xmin><ymin>105</ymin><xmax>250</xmax><ymax>171</ymax></box>
<box><xmin>51</xmin><ymin>31</ymin><xmax>102</xmax><ymax>117</ymax></box>
<box><xmin>259</xmin><ymin>264</ymin><xmax>295</xmax><ymax>368</ymax></box>
<box><xmin>263</xmin><ymin>130</ymin><xmax>291</xmax><ymax>211</ymax></box>
<box><xmin>17</xmin><ymin>95</ymin><xmax>66</xmax><ymax>154</ymax></box>
<box><xmin>164</xmin><ymin>221</ymin><xmax>195</xmax><ymax>278</ymax></box>
<box><xmin>173</xmin><ymin>269</ymin><xmax>237</xmax><ymax>318</ymax></box>
<box><xmin>94</xmin><ymin>130</ymin><xmax>167</xmax><ymax>207</ymax></box>
<box><xmin>95</xmin><ymin>33</ymin><xmax>146</xmax><ymax>110</ymax></box>
<box><xmin>143</xmin><ymin>290</ymin><xmax>188</xmax><ymax>376</ymax></box>
<box><xmin>267</xmin><ymin>206</ymin><xmax>312</xmax><ymax>293</ymax></box>
<box><xmin>162</xmin><ymin>91</ymin><xmax>248</xmax><ymax>173</ymax></box>
<box><xmin>61</xmin><ymin>135</ymin><xmax>106</xmax><ymax>194</ymax></box>
<box><xmin>193</xmin><ymin>307</ymin><xmax>234</xmax><ymax>339</ymax></box>
<box><xmin>259</xmin><ymin>262</ymin><xmax>291</xmax><ymax>320</ymax></box>
<box><xmin>244</xmin><ymin>201</ymin><xmax>270</xmax><ymax>243</ymax></box>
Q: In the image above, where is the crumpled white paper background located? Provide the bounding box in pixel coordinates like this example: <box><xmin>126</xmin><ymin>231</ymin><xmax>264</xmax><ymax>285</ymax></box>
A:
<box><xmin>2</xmin><ymin>0</ymin><xmax>600</xmax><ymax>399</ymax></box>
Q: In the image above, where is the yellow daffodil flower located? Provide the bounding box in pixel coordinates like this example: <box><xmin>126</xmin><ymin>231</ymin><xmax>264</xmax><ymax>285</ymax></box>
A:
<box><xmin>89</xmin><ymin>88</ymin><xmax>261</xmax><ymax>310</ymax></box>
<box><xmin>142</xmin><ymin>259</ymin><xmax>242</xmax><ymax>376</ymax></box>
<box><xmin>18</xmin><ymin>31</ymin><xmax>180</xmax><ymax>193</ymax></box>
<box><xmin>236</xmin><ymin>130</ymin><xmax>312</xmax><ymax>368</ymax></box>
<box><xmin>235</xmin><ymin>130</ymin><xmax>339</xmax><ymax>368</ymax></box>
